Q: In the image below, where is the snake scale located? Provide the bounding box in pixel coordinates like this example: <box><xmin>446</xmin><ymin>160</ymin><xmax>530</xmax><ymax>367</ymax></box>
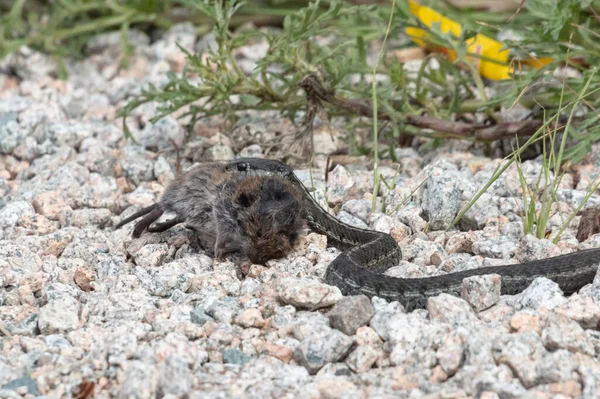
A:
<box><xmin>230</xmin><ymin>157</ymin><xmax>600</xmax><ymax>311</ymax></box>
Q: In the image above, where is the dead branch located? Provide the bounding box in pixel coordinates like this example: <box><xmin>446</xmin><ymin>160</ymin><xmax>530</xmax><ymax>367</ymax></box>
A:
<box><xmin>297</xmin><ymin>73</ymin><xmax>563</xmax><ymax>142</ymax></box>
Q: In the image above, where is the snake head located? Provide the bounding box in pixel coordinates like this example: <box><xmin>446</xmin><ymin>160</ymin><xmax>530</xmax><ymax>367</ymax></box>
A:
<box><xmin>226</xmin><ymin>157</ymin><xmax>293</xmax><ymax>179</ymax></box>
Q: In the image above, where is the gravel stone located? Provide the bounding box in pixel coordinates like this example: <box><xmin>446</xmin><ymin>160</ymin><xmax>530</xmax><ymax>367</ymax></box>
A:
<box><xmin>118</xmin><ymin>360</ymin><xmax>158</xmax><ymax>398</ymax></box>
<box><xmin>223</xmin><ymin>348</ymin><xmax>252</xmax><ymax>365</ymax></box>
<box><xmin>234</xmin><ymin>308</ymin><xmax>265</xmax><ymax>328</ymax></box>
<box><xmin>190</xmin><ymin>307</ymin><xmax>214</xmax><ymax>326</ymax></box>
<box><xmin>238</xmin><ymin>144</ymin><xmax>263</xmax><ymax>158</ymax></box>
<box><xmin>509</xmin><ymin>310</ymin><xmax>542</xmax><ymax>334</ymax></box>
<box><xmin>150</xmin><ymin>22</ymin><xmax>196</xmax><ymax>69</ymax></box>
<box><xmin>369</xmin><ymin>300</ymin><xmax>404</xmax><ymax>341</ymax></box>
<box><xmin>461</xmin><ymin>273</ymin><xmax>501</xmax><ymax>312</ymax></box>
<box><xmin>461</xmin><ymin>193</ymin><xmax>502</xmax><ymax>230</ymax></box>
<box><xmin>386</xmin><ymin>311</ymin><xmax>455</xmax><ymax>372</ymax></box>
<box><xmin>516</xmin><ymin>235</ymin><xmax>562</xmax><ymax>262</ymax></box>
<box><xmin>0</xmin><ymin>112</ymin><xmax>26</xmax><ymax>154</ymax></box>
<box><xmin>327</xmin><ymin>295</ymin><xmax>374</xmax><ymax>335</ymax></box>
<box><xmin>555</xmin><ymin>293</ymin><xmax>600</xmax><ymax>329</ymax></box>
<box><xmin>157</xmin><ymin>356</ymin><xmax>193</xmax><ymax>397</ymax></box>
<box><xmin>59</xmin><ymin>208</ymin><xmax>113</xmax><ymax>228</ymax></box>
<box><xmin>421</xmin><ymin>170</ymin><xmax>461</xmax><ymax>230</ymax></box>
<box><xmin>138</xmin><ymin>116</ymin><xmax>186</xmax><ymax>151</ymax></box>
<box><xmin>541</xmin><ymin>314</ymin><xmax>595</xmax><ymax>355</ymax></box>
<box><xmin>345</xmin><ymin>345</ymin><xmax>379</xmax><ymax>373</ymax></box>
<box><xmin>340</xmin><ymin>199</ymin><xmax>371</xmax><ymax>223</ymax></box>
<box><xmin>118</xmin><ymin>146</ymin><xmax>155</xmax><ymax>185</ymax></box>
<box><xmin>427</xmin><ymin>293</ymin><xmax>480</xmax><ymax>327</ymax></box>
<box><xmin>154</xmin><ymin>156</ymin><xmax>175</xmax><ymax>185</ymax></box>
<box><xmin>132</xmin><ymin>243</ymin><xmax>169</xmax><ymax>268</ymax></box>
<box><xmin>0</xmin><ymin>200</ymin><xmax>35</xmax><ymax>229</ymax></box>
<box><xmin>1</xmin><ymin>376</ymin><xmax>40</xmax><ymax>396</ymax></box>
<box><xmin>336</xmin><ymin>210</ymin><xmax>368</xmax><ymax>229</ymax></box>
<box><xmin>472</xmin><ymin>235</ymin><xmax>519</xmax><ymax>260</ymax></box>
<box><xmin>32</xmin><ymin>190</ymin><xmax>70</xmax><ymax>220</ymax></box>
<box><xmin>34</xmin><ymin>121</ymin><xmax>92</xmax><ymax>148</ymax></box>
<box><xmin>277</xmin><ymin>278</ymin><xmax>343</xmax><ymax>310</ymax></box>
<box><xmin>78</xmin><ymin>138</ymin><xmax>117</xmax><ymax>176</ymax></box>
<box><xmin>0</xmin><ymin>307</ymin><xmax>39</xmax><ymax>336</ymax></box>
<box><xmin>37</xmin><ymin>297</ymin><xmax>80</xmax><ymax>334</ymax></box>
<box><xmin>507</xmin><ymin>277</ymin><xmax>567</xmax><ymax>311</ymax></box>
<box><xmin>293</xmin><ymin>328</ymin><xmax>353</xmax><ymax>375</ymax></box>
<box><xmin>205</xmin><ymin>296</ymin><xmax>240</xmax><ymax>324</ymax></box>
<box><xmin>205</xmin><ymin>144</ymin><xmax>235</xmax><ymax>161</ymax></box>
<box><xmin>326</xmin><ymin>165</ymin><xmax>354</xmax><ymax>206</ymax></box>
<box><xmin>355</xmin><ymin>326</ymin><xmax>382</xmax><ymax>347</ymax></box>
<box><xmin>492</xmin><ymin>331</ymin><xmax>547</xmax><ymax>388</ymax></box>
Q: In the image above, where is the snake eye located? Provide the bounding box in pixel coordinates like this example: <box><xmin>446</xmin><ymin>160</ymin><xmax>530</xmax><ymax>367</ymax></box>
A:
<box><xmin>237</xmin><ymin>162</ymin><xmax>248</xmax><ymax>171</ymax></box>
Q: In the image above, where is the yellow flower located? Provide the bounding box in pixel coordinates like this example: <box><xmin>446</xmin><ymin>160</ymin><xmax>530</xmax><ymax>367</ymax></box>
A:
<box><xmin>405</xmin><ymin>0</ymin><xmax>512</xmax><ymax>80</ymax></box>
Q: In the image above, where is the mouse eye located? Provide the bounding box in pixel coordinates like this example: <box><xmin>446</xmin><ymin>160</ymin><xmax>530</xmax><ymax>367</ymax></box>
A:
<box><xmin>237</xmin><ymin>162</ymin><xmax>248</xmax><ymax>171</ymax></box>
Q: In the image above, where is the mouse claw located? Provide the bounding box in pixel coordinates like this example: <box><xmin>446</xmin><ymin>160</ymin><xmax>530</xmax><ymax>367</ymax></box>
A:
<box><xmin>239</xmin><ymin>261</ymin><xmax>252</xmax><ymax>277</ymax></box>
<box><xmin>214</xmin><ymin>248</ymin><xmax>227</xmax><ymax>261</ymax></box>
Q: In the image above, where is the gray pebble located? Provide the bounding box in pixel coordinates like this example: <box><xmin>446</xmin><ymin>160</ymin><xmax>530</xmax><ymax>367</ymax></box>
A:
<box><xmin>336</xmin><ymin>210</ymin><xmax>368</xmax><ymax>229</ymax></box>
<box><xmin>205</xmin><ymin>296</ymin><xmax>240</xmax><ymax>324</ymax></box>
<box><xmin>0</xmin><ymin>201</ymin><xmax>35</xmax><ymax>229</ymax></box>
<box><xmin>542</xmin><ymin>314</ymin><xmax>594</xmax><ymax>355</ymax></box>
<box><xmin>461</xmin><ymin>273</ymin><xmax>501</xmax><ymax>312</ymax></box>
<box><xmin>138</xmin><ymin>116</ymin><xmax>185</xmax><ymax>151</ymax></box>
<box><xmin>38</xmin><ymin>297</ymin><xmax>80</xmax><ymax>334</ymax></box>
<box><xmin>238</xmin><ymin>144</ymin><xmax>263</xmax><ymax>158</ymax></box>
<box><xmin>205</xmin><ymin>144</ymin><xmax>234</xmax><ymax>161</ymax></box>
<box><xmin>119</xmin><ymin>146</ymin><xmax>155</xmax><ymax>185</ymax></box>
<box><xmin>277</xmin><ymin>277</ymin><xmax>342</xmax><ymax>310</ymax></box>
<box><xmin>507</xmin><ymin>277</ymin><xmax>566</xmax><ymax>311</ymax></box>
<box><xmin>327</xmin><ymin>295</ymin><xmax>374</xmax><ymax>335</ymax></box>
<box><xmin>190</xmin><ymin>308</ymin><xmax>215</xmax><ymax>326</ymax></box>
<box><xmin>340</xmin><ymin>199</ymin><xmax>371</xmax><ymax>223</ymax></box>
<box><xmin>294</xmin><ymin>328</ymin><xmax>353</xmax><ymax>375</ymax></box>
<box><xmin>345</xmin><ymin>345</ymin><xmax>378</xmax><ymax>373</ymax></box>
<box><xmin>427</xmin><ymin>293</ymin><xmax>480</xmax><ymax>327</ymax></box>
<box><xmin>422</xmin><ymin>173</ymin><xmax>461</xmax><ymax>230</ymax></box>
<box><xmin>0</xmin><ymin>112</ymin><xmax>26</xmax><ymax>154</ymax></box>
<box><xmin>157</xmin><ymin>356</ymin><xmax>192</xmax><ymax>398</ymax></box>
<box><xmin>223</xmin><ymin>348</ymin><xmax>252</xmax><ymax>365</ymax></box>
<box><xmin>1</xmin><ymin>376</ymin><xmax>40</xmax><ymax>396</ymax></box>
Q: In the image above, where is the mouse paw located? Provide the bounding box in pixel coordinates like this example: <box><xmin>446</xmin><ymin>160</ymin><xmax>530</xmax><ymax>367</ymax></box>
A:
<box><xmin>238</xmin><ymin>261</ymin><xmax>252</xmax><ymax>278</ymax></box>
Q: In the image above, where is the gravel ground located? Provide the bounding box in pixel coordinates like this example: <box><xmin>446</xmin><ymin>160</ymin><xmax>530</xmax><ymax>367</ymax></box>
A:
<box><xmin>2</xmin><ymin>24</ymin><xmax>600</xmax><ymax>399</ymax></box>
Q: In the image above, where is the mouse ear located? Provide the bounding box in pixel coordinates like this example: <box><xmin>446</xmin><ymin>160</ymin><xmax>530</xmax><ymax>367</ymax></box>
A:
<box><xmin>236</xmin><ymin>192</ymin><xmax>255</xmax><ymax>207</ymax></box>
<box><xmin>278</xmin><ymin>235</ymin><xmax>292</xmax><ymax>253</ymax></box>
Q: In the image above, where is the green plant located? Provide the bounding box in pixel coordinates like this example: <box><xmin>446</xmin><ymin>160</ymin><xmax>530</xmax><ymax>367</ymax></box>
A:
<box><xmin>451</xmin><ymin>67</ymin><xmax>600</xmax><ymax>239</ymax></box>
<box><xmin>0</xmin><ymin>0</ymin><xmax>176</xmax><ymax>62</ymax></box>
<box><xmin>514</xmin><ymin>125</ymin><xmax>563</xmax><ymax>239</ymax></box>
<box><xmin>118</xmin><ymin>0</ymin><xmax>393</xmax><ymax>143</ymax></box>
<box><xmin>370</xmin><ymin>0</ymin><xmax>397</xmax><ymax>212</ymax></box>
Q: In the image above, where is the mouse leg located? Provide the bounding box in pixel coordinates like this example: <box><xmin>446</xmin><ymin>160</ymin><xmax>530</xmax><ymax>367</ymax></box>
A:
<box><xmin>115</xmin><ymin>203</ymin><xmax>159</xmax><ymax>230</ymax></box>
<box><xmin>132</xmin><ymin>206</ymin><xmax>164</xmax><ymax>238</ymax></box>
<box><xmin>148</xmin><ymin>217</ymin><xmax>184</xmax><ymax>233</ymax></box>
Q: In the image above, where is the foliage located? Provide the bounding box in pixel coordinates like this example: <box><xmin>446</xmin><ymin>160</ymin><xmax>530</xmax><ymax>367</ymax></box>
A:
<box><xmin>0</xmin><ymin>0</ymin><xmax>174</xmax><ymax>61</ymax></box>
<box><xmin>117</xmin><ymin>0</ymin><xmax>399</xmax><ymax>141</ymax></box>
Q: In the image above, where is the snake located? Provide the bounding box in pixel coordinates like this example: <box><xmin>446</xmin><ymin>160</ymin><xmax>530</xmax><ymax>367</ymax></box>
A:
<box><xmin>228</xmin><ymin>157</ymin><xmax>600</xmax><ymax>311</ymax></box>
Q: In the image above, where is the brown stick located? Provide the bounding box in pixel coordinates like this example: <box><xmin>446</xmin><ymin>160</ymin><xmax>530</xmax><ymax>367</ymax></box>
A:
<box><xmin>298</xmin><ymin>73</ymin><xmax>562</xmax><ymax>142</ymax></box>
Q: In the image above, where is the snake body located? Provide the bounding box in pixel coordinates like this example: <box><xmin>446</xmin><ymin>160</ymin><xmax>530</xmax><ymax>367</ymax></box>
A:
<box><xmin>229</xmin><ymin>158</ymin><xmax>600</xmax><ymax>311</ymax></box>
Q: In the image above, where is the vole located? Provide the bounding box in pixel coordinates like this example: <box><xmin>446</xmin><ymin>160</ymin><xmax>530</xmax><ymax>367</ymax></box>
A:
<box><xmin>115</xmin><ymin>161</ymin><xmax>304</xmax><ymax>265</ymax></box>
